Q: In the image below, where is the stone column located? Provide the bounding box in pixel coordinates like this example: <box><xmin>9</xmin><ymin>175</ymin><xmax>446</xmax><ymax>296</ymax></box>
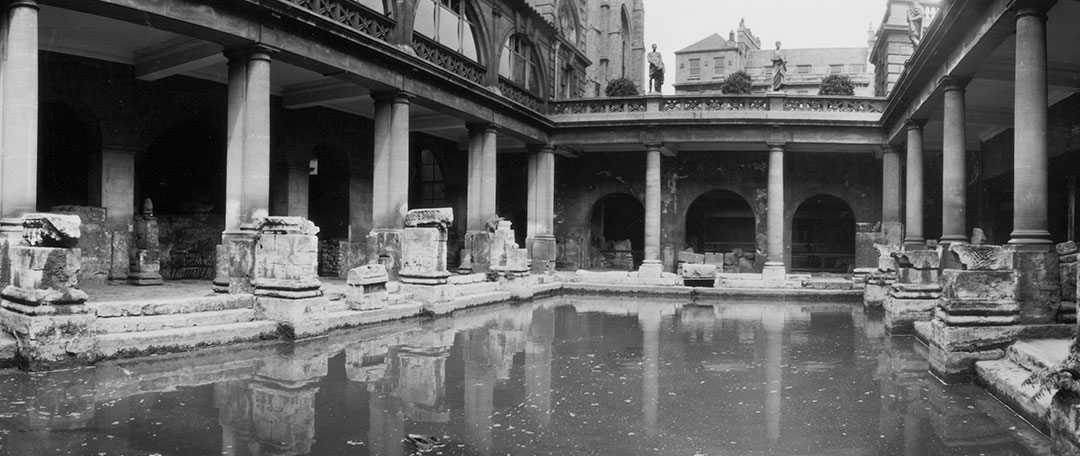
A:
<box><xmin>882</xmin><ymin>145</ymin><xmax>903</xmax><ymax>246</ymax></box>
<box><xmin>368</xmin><ymin>91</ymin><xmax>411</xmax><ymax>279</ymax></box>
<box><xmin>640</xmin><ymin>143</ymin><xmax>663</xmax><ymax>278</ymax></box>
<box><xmin>940</xmin><ymin>77</ymin><xmax>969</xmax><ymax>253</ymax></box>
<box><xmin>527</xmin><ymin>145</ymin><xmax>556</xmax><ymax>273</ymax></box>
<box><xmin>1008</xmin><ymin>2</ymin><xmax>1059</xmax><ymax>323</ymax></box>
<box><xmin>462</xmin><ymin>123</ymin><xmax>498</xmax><ymax>273</ymax></box>
<box><xmin>214</xmin><ymin>46</ymin><xmax>274</xmax><ymax>293</ymax></box>
<box><xmin>1010</xmin><ymin>4</ymin><xmax>1051</xmax><ymax>246</ymax></box>
<box><xmin>0</xmin><ymin>0</ymin><xmax>38</xmax><ymax>221</ymax></box>
<box><xmin>763</xmin><ymin>143</ymin><xmax>786</xmax><ymax>281</ymax></box>
<box><xmin>96</xmin><ymin>145</ymin><xmax>137</xmax><ymax>282</ymax></box>
<box><xmin>903</xmin><ymin>120</ymin><xmax>926</xmax><ymax>249</ymax></box>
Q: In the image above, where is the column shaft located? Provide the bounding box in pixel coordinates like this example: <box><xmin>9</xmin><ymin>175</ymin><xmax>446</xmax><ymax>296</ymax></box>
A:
<box><xmin>763</xmin><ymin>144</ymin><xmax>785</xmax><ymax>279</ymax></box>
<box><xmin>1010</xmin><ymin>7</ymin><xmax>1051</xmax><ymax>245</ymax></box>
<box><xmin>527</xmin><ymin>146</ymin><xmax>555</xmax><ymax>238</ymax></box>
<box><xmin>0</xmin><ymin>0</ymin><xmax>38</xmax><ymax>219</ymax></box>
<box><xmin>643</xmin><ymin>145</ymin><xmax>661</xmax><ymax>264</ymax></box>
<box><xmin>224</xmin><ymin>48</ymin><xmax>272</xmax><ymax>231</ymax></box>
<box><xmin>904</xmin><ymin>122</ymin><xmax>925</xmax><ymax>248</ymax></box>
<box><xmin>466</xmin><ymin>124</ymin><xmax>497</xmax><ymax>231</ymax></box>
<box><xmin>941</xmin><ymin>78</ymin><xmax>968</xmax><ymax>244</ymax></box>
<box><xmin>372</xmin><ymin>93</ymin><xmax>411</xmax><ymax>229</ymax></box>
<box><xmin>882</xmin><ymin>147</ymin><xmax>903</xmax><ymax>246</ymax></box>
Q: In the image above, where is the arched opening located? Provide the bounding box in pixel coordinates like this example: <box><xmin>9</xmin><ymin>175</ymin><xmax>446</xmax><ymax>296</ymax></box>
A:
<box><xmin>588</xmin><ymin>193</ymin><xmax>644</xmax><ymax>270</ymax></box>
<box><xmin>685</xmin><ymin>190</ymin><xmax>755</xmax><ymax>255</ymax></box>
<box><xmin>791</xmin><ymin>195</ymin><xmax>856</xmax><ymax>274</ymax></box>
<box><xmin>308</xmin><ymin>144</ymin><xmax>351</xmax><ymax>241</ymax></box>
<box><xmin>619</xmin><ymin>9</ymin><xmax>631</xmax><ymax>78</ymax></box>
<box><xmin>139</xmin><ymin>121</ymin><xmax>226</xmax><ymax>280</ymax></box>
<box><xmin>38</xmin><ymin>100</ymin><xmax>98</xmax><ymax>209</ymax></box>
<box><xmin>414</xmin><ymin>0</ymin><xmax>480</xmax><ymax>61</ymax></box>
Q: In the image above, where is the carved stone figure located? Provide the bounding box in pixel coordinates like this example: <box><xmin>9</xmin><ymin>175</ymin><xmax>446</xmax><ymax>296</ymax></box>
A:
<box><xmin>770</xmin><ymin>41</ymin><xmax>786</xmax><ymax>92</ymax></box>
<box><xmin>907</xmin><ymin>0</ymin><xmax>925</xmax><ymax>47</ymax></box>
<box><xmin>647</xmin><ymin>44</ymin><xmax>664</xmax><ymax>93</ymax></box>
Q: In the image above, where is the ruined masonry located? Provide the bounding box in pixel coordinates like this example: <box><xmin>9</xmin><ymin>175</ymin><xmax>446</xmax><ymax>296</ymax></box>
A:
<box><xmin>864</xmin><ymin>243</ymin><xmax>899</xmax><ymax>308</ymax></box>
<box><xmin>882</xmin><ymin>249</ymin><xmax>941</xmax><ymax>334</ymax></box>
<box><xmin>129</xmin><ymin>199</ymin><xmax>163</xmax><ymax>286</ymax></box>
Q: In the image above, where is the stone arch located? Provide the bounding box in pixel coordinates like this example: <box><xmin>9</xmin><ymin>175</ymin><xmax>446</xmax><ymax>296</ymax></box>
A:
<box><xmin>790</xmin><ymin>194</ymin><xmax>857</xmax><ymax>273</ymax></box>
<box><xmin>684</xmin><ymin>189</ymin><xmax>757</xmax><ymax>255</ymax></box>
<box><xmin>38</xmin><ymin>98</ymin><xmax>103</xmax><ymax>209</ymax></box>
<box><xmin>588</xmin><ymin>192</ymin><xmax>645</xmax><ymax>269</ymax></box>
<box><xmin>498</xmin><ymin>33</ymin><xmax>546</xmax><ymax>98</ymax></box>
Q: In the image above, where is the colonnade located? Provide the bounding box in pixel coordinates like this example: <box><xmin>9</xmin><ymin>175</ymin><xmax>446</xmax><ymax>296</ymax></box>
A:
<box><xmin>888</xmin><ymin>3</ymin><xmax>1054</xmax><ymax>251</ymax></box>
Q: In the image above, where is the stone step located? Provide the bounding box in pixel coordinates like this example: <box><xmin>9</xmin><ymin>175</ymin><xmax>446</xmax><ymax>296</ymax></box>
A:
<box><xmin>95</xmin><ymin>321</ymin><xmax>280</xmax><ymax>359</ymax></box>
<box><xmin>1006</xmin><ymin>339</ymin><xmax>1071</xmax><ymax>372</ymax></box>
<box><xmin>93</xmin><ymin>309</ymin><xmax>258</xmax><ymax>334</ymax></box>
<box><xmin>90</xmin><ymin>294</ymin><xmax>254</xmax><ymax>318</ymax></box>
<box><xmin>975</xmin><ymin>359</ymin><xmax>1054</xmax><ymax>434</ymax></box>
<box><xmin>0</xmin><ymin>332</ymin><xmax>16</xmax><ymax>368</ymax></box>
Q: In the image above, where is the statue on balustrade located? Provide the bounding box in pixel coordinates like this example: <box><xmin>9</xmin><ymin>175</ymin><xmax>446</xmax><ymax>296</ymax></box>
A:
<box><xmin>907</xmin><ymin>0</ymin><xmax>925</xmax><ymax>47</ymax></box>
<box><xmin>770</xmin><ymin>41</ymin><xmax>786</xmax><ymax>92</ymax></box>
<box><xmin>647</xmin><ymin>44</ymin><xmax>665</xmax><ymax>94</ymax></box>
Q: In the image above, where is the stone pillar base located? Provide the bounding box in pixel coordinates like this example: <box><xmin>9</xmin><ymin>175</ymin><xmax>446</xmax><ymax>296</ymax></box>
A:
<box><xmin>638</xmin><ymin>260</ymin><xmax>663</xmax><ymax>279</ymax></box>
<box><xmin>864</xmin><ymin>273</ymin><xmax>895</xmax><ymax>308</ymax></box>
<box><xmin>366</xmin><ymin>229</ymin><xmax>403</xmax><ymax>281</ymax></box>
<box><xmin>761</xmin><ymin>263</ymin><xmax>785</xmax><ymax>281</ymax></box>
<box><xmin>0</xmin><ymin>305</ymin><xmax>95</xmax><ymax>370</ymax></box>
<box><xmin>1006</xmin><ymin>244</ymin><xmax>1060</xmax><ymax>324</ymax></box>
<box><xmin>401</xmin><ymin>282</ymin><xmax>454</xmax><ymax>306</ymax></box>
<box><xmin>213</xmin><ymin>229</ymin><xmax>257</xmax><ymax>294</ymax></box>
<box><xmin>883</xmin><ymin>283</ymin><xmax>940</xmax><ymax>334</ymax></box>
<box><xmin>462</xmin><ymin>231</ymin><xmax>492</xmax><ymax>274</ymax></box>
<box><xmin>129</xmin><ymin>247</ymin><xmax>163</xmax><ymax>286</ymax></box>
<box><xmin>529</xmin><ymin>235</ymin><xmax>557</xmax><ymax>274</ymax></box>
<box><xmin>128</xmin><ymin>271</ymin><xmax>164</xmax><ymax>286</ymax></box>
<box><xmin>346</xmin><ymin>264</ymin><xmax>389</xmax><ymax>311</ymax></box>
<box><xmin>254</xmin><ymin>295</ymin><xmax>334</xmax><ymax>340</ymax></box>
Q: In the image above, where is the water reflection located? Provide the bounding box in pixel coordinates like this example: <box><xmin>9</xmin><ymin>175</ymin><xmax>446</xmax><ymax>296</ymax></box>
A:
<box><xmin>0</xmin><ymin>297</ymin><xmax>1053</xmax><ymax>455</ymax></box>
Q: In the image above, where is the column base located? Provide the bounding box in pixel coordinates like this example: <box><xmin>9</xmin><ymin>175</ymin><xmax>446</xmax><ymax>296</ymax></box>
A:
<box><xmin>762</xmin><ymin>262</ymin><xmax>786</xmax><ymax>281</ymax></box>
<box><xmin>213</xmin><ymin>229</ymin><xmax>257</xmax><ymax>294</ymax></box>
<box><xmin>529</xmin><ymin>235</ymin><xmax>557</xmax><ymax>274</ymax></box>
<box><xmin>638</xmin><ymin>260</ymin><xmax>663</xmax><ymax>279</ymax></box>
<box><xmin>903</xmin><ymin>237</ymin><xmax>927</xmax><ymax>250</ymax></box>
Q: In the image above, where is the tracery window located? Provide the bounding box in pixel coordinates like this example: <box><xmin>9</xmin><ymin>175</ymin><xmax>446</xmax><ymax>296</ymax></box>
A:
<box><xmin>499</xmin><ymin>34</ymin><xmax>539</xmax><ymax>94</ymax></box>
<box><xmin>414</xmin><ymin>0</ymin><xmax>479</xmax><ymax>61</ymax></box>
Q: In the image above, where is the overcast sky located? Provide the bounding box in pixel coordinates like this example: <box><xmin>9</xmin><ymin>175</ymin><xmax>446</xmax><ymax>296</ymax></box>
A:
<box><xmin>643</xmin><ymin>0</ymin><xmax>886</xmax><ymax>64</ymax></box>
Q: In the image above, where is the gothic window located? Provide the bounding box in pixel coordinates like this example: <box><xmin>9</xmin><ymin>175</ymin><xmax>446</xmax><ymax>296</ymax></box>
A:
<box><xmin>414</xmin><ymin>0</ymin><xmax>479</xmax><ymax>61</ymax></box>
<box><xmin>499</xmin><ymin>34</ymin><xmax>539</xmax><ymax>94</ymax></box>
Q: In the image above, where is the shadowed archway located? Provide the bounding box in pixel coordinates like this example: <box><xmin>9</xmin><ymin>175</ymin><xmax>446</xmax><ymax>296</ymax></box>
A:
<box><xmin>588</xmin><ymin>193</ymin><xmax>644</xmax><ymax>269</ymax></box>
<box><xmin>791</xmin><ymin>195</ymin><xmax>856</xmax><ymax>273</ymax></box>
<box><xmin>685</xmin><ymin>190</ymin><xmax>756</xmax><ymax>254</ymax></box>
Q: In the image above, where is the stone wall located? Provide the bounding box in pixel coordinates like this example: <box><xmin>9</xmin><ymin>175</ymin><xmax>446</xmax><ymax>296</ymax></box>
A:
<box><xmin>157</xmin><ymin>213</ymin><xmax>222</xmax><ymax>280</ymax></box>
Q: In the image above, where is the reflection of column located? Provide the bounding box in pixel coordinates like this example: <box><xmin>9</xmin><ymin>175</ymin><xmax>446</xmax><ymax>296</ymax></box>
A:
<box><xmin>763</xmin><ymin>309</ymin><xmax>784</xmax><ymax>445</ymax></box>
<box><xmin>464</xmin><ymin>329</ymin><xmax>496</xmax><ymax>455</ymax></box>
<box><xmin>526</xmin><ymin>305</ymin><xmax>555</xmax><ymax>427</ymax></box>
<box><xmin>395</xmin><ymin>346</ymin><xmax>451</xmax><ymax>422</ymax></box>
<box><xmin>372</xmin><ymin>92</ymin><xmax>412</xmax><ymax>230</ymax></box>
<box><xmin>881</xmin><ymin>145</ymin><xmax>903</xmax><ymax>245</ymax></box>
<box><xmin>0</xmin><ymin>0</ymin><xmax>39</xmax><ymax>220</ymax></box>
<box><xmin>215</xmin><ymin>381</ymin><xmax>255</xmax><ymax>456</ymax></box>
<box><xmin>1010</xmin><ymin>3</ymin><xmax>1051</xmax><ymax>245</ymax></box>
<box><xmin>940</xmin><ymin>77</ymin><xmax>968</xmax><ymax>247</ymax></box>
<box><xmin>641</xmin><ymin>143</ymin><xmax>663</xmax><ymax>276</ymax></box>
<box><xmin>763</xmin><ymin>143</ymin><xmax>786</xmax><ymax>280</ymax></box>
<box><xmin>903</xmin><ymin>120</ymin><xmax>926</xmax><ymax>249</ymax></box>
<box><xmin>368</xmin><ymin>383</ymin><xmax>405</xmax><ymax>456</ymax></box>
<box><xmin>248</xmin><ymin>352</ymin><xmax>327</xmax><ymax>455</ymax></box>
<box><xmin>640</xmin><ymin>306</ymin><xmax>661</xmax><ymax>436</ymax></box>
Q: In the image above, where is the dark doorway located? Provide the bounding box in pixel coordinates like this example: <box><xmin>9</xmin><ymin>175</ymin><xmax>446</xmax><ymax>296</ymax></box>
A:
<box><xmin>791</xmin><ymin>195</ymin><xmax>856</xmax><ymax>273</ymax></box>
<box><xmin>140</xmin><ymin>121</ymin><xmax>225</xmax><ymax>215</ymax></box>
<box><xmin>38</xmin><ymin>101</ymin><xmax>97</xmax><ymax>209</ymax></box>
<box><xmin>685</xmin><ymin>190</ymin><xmax>755</xmax><ymax>253</ymax></box>
<box><xmin>589</xmin><ymin>193</ymin><xmax>644</xmax><ymax>269</ymax></box>
<box><xmin>309</xmin><ymin>144</ymin><xmax>350</xmax><ymax>240</ymax></box>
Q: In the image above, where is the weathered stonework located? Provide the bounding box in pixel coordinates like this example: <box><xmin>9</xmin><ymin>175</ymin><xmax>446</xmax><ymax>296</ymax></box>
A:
<box><xmin>128</xmin><ymin>200</ymin><xmax>163</xmax><ymax>285</ymax></box>
<box><xmin>346</xmin><ymin>264</ymin><xmax>389</xmax><ymax>311</ymax></box>
<box><xmin>252</xmin><ymin>217</ymin><xmax>321</xmax><ymax>298</ymax></box>
<box><xmin>490</xmin><ymin>220</ymin><xmax>529</xmax><ymax>278</ymax></box>
<box><xmin>213</xmin><ymin>226</ymin><xmax>257</xmax><ymax>294</ymax></box>
<box><xmin>462</xmin><ymin>231</ymin><xmax>492</xmax><ymax>274</ymax></box>
<box><xmin>1007</xmin><ymin>245</ymin><xmax>1061</xmax><ymax>324</ymax></box>
<box><xmin>1057</xmin><ymin>241</ymin><xmax>1077</xmax><ymax>323</ymax></box>
<box><xmin>883</xmin><ymin>249</ymin><xmax>941</xmax><ymax>334</ymax></box>
<box><xmin>366</xmin><ymin>229</ymin><xmax>402</xmax><ymax>281</ymax></box>
<box><xmin>400</xmin><ymin>209</ymin><xmax>453</xmax><ymax>285</ymax></box>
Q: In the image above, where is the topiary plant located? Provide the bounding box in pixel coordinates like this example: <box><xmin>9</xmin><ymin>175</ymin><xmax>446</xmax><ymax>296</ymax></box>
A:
<box><xmin>819</xmin><ymin>74</ymin><xmax>856</xmax><ymax>96</ymax></box>
<box><xmin>604</xmin><ymin>77</ymin><xmax>639</xmax><ymax>97</ymax></box>
<box><xmin>720</xmin><ymin>70</ymin><xmax>753</xmax><ymax>94</ymax></box>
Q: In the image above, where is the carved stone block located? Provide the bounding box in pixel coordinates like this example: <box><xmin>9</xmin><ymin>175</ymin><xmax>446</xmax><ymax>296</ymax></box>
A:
<box><xmin>403</xmin><ymin>208</ymin><xmax>453</xmax><ymax>229</ymax></box>
<box><xmin>4</xmin><ymin>246</ymin><xmax>87</xmax><ymax>305</ymax></box>
<box><xmin>949</xmin><ymin>244</ymin><xmax>1010</xmax><ymax>271</ymax></box>
<box><xmin>400</xmin><ymin>227</ymin><xmax>450</xmax><ymax>285</ymax></box>
<box><xmin>874</xmin><ymin>244</ymin><xmax>900</xmax><ymax>272</ymax></box>
<box><xmin>892</xmin><ymin>249</ymin><xmax>939</xmax><ymax>270</ymax></box>
<box><xmin>347</xmin><ymin>264</ymin><xmax>389</xmax><ymax>311</ymax></box>
<box><xmin>21</xmin><ymin>213</ymin><xmax>81</xmax><ymax>248</ymax></box>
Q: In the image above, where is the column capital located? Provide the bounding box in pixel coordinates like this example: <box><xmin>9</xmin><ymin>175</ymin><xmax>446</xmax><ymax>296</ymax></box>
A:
<box><xmin>466</xmin><ymin>122</ymin><xmax>500</xmax><ymax>134</ymax></box>
<box><xmin>881</xmin><ymin>144</ymin><xmax>900</xmax><ymax>155</ymax></box>
<box><xmin>5</xmin><ymin>0</ymin><xmax>38</xmax><ymax>10</ymax></box>
<box><xmin>527</xmin><ymin>143</ymin><xmax>556</xmax><ymax>154</ymax></box>
<box><xmin>223</xmin><ymin>44</ymin><xmax>278</xmax><ymax>63</ymax></box>
<box><xmin>643</xmin><ymin>142</ymin><xmax>663</xmax><ymax>152</ymax></box>
<box><xmin>372</xmin><ymin>90</ymin><xmax>415</xmax><ymax>104</ymax></box>
<box><xmin>1010</xmin><ymin>0</ymin><xmax>1054</xmax><ymax>17</ymax></box>
<box><xmin>939</xmin><ymin>76</ymin><xmax>970</xmax><ymax>92</ymax></box>
<box><xmin>904</xmin><ymin>118</ymin><xmax>928</xmax><ymax>130</ymax></box>
<box><xmin>765</xmin><ymin>141</ymin><xmax>786</xmax><ymax>151</ymax></box>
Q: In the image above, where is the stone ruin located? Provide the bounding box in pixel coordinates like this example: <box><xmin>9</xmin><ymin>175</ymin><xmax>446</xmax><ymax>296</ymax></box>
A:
<box><xmin>0</xmin><ymin>213</ymin><xmax>95</xmax><ymax>368</ymax></box>
<box><xmin>925</xmin><ymin>243</ymin><xmax>1019</xmax><ymax>382</ymax></box>
<box><xmin>346</xmin><ymin>264</ymin><xmax>389</xmax><ymax>311</ymax></box>
<box><xmin>249</xmin><ymin>216</ymin><xmax>330</xmax><ymax>339</ymax></box>
<box><xmin>400</xmin><ymin>208</ymin><xmax>453</xmax><ymax>285</ymax></box>
<box><xmin>489</xmin><ymin>219</ymin><xmax>529</xmax><ymax>278</ymax></box>
<box><xmin>129</xmin><ymin>198</ymin><xmax>163</xmax><ymax>286</ymax></box>
<box><xmin>1057</xmin><ymin>241</ymin><xmax>1077</xmax><ymax>323</ymax></box>
<box><xmin>882</xmin><ymin>248</ymin><xmax>941</xmax><ymax>334</ymax></box>
<box><xmin>864</xmin><ymin>243</ymin><xmax>899</xmax><ymax>308</ymax></box>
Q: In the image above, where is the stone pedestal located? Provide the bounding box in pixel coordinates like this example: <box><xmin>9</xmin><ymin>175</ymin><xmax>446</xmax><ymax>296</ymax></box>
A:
<box><xmin>529</xmin><ymin>234</ymin><xmax>556</xmax><ymax>274</ymax></box>
<box><xmin>0</xmin><ymin>214</ymin><xmax>95</xmax><ymax>369</ymax></box>
<box><xmin>400</xmin><ymin>208</ymin><xmax>453</xmax><ymax>286</ymax></box>
<box><xmin>1007</xmin><ymin>244</ymin><xmax>1060</xmax><ymax>324</ymax></box>
<box><xmin>926</xmin><ymin>244</ymin><xmax>1019</xmax><ymax>382</ymax></box>
<box><xmin>128</xmin><ymin>200</ymin><xmax>163</xmax><ymax>285</ymax></box>
<box><xmin>461</xmin><ymin>231</ymin><xmax>492</xmax><ymax>274</ymax></box>
<box><xmin>1057</xmin><ymin>241</ymin><xmax>1077</xmax><ymax>323</ymax></box>
<box><xmin>249</xmin><ymin>217</ymin><xmax>326</xmax><ymax>339</ymax></box>
<box><xmin>213</xmin><ymin>225</ymin><xmax>257</xmax><ymax>294</ymax></box>
<box><xmin>490</xmin><ymin>220</ymin><xmax>529</xmax><ymax>279</ymax></box>
<box><xmin>347</xmin><ymin>264</ymin><xmax>389</xmax><ymax>311</ymax></box>
<box><xmin>883</xmin><ymin>249</ymin><xmax>940</xmax><ymax>334</ymax></box>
